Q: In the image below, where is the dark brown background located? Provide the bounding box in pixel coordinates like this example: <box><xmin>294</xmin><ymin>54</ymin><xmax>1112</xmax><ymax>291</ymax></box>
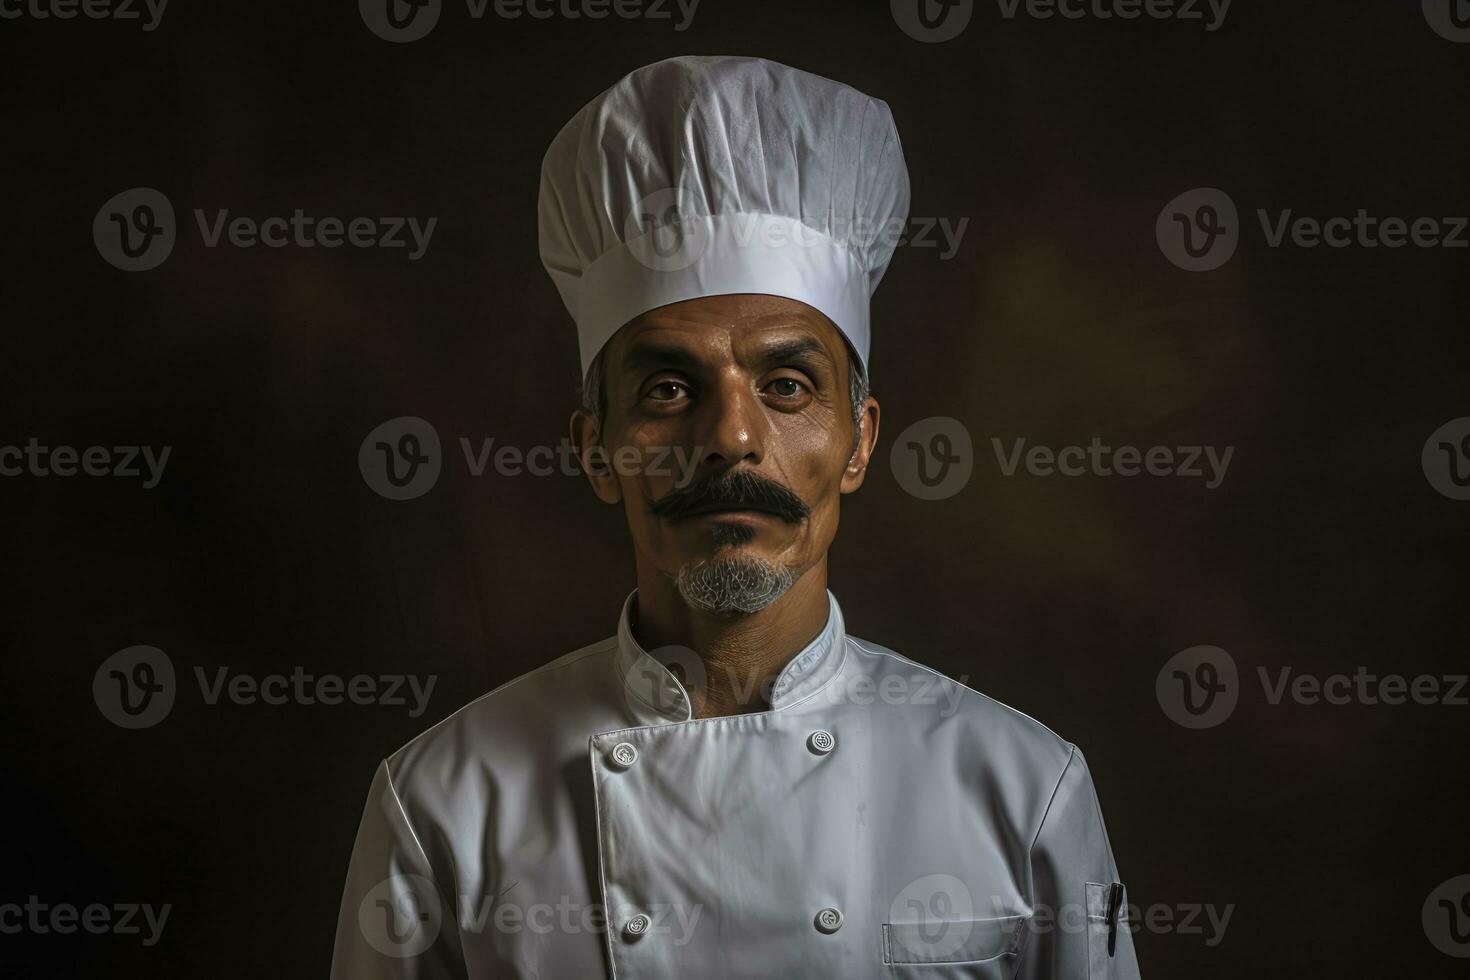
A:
<box><xmin>3</xmin><ymin>0</ymin><xmax>1468</xmax><ymax>976</ymax></box>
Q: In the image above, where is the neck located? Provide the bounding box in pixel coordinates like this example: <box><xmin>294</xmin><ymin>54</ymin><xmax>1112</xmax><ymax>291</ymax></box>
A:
<box><xmin>631</xmin><ymin>556</ymin><xmax>831</xmax><ymax>718</ymax></box>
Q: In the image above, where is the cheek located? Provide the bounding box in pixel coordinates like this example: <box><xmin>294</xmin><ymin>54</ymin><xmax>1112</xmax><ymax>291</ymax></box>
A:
<box><xmin>781</xmin><ymin>416</ymin><xmax>853</xmax><ymax>507</ymax></box>
<box><xmin>622</xmin><ymin>425</ymin><xmax>686</xmax><ymax>494</ymax></box>
<box><xmin>607</xmin><ymin>424</ymin><xmax>694</xmax><ymax>528</ymax></box>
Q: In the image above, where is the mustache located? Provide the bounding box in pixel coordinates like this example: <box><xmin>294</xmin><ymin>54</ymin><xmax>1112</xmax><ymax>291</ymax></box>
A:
<box><xmin>649</xmin><ymin>469</ymin><xmax>811</xmax><ymax>524</ymax></box>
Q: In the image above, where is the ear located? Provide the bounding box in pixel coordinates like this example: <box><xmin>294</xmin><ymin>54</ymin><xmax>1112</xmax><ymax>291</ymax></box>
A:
<box><xmin>840</xmin><ymin>394</ymin><xmax>880</xmax><ymax>493</ymax></box>
<box><xmin>570</xmin><ymin>409</ymin><xmax>622</xmax><ymax>505</ymax></box>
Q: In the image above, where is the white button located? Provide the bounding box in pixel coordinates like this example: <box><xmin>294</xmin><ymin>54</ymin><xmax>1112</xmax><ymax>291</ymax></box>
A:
<box><xmin>623</xmin><ymin>913</ymin><xmax>651</xmax><ymax>939</ymax></box>
<box><xmin>610</xmin><ymin>741</ymin><xmax>638</xmax><ymax>769</ymax></box>
<box><xmin>807</xmin><ymin>729</ymin><xmax>835</xmax><ymax>755</ymax></box>
<box><xmin>814</xmin><ymin>906</ymin><xmax>843</xmax><ymax>933</ymax></box>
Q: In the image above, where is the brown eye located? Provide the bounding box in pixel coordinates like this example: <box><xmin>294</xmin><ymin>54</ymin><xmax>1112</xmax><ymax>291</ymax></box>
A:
<box><xmin>645</xmin><ymin>381</ymin><xmax>688</xmax><ymax>402</ymax></box>
<box><xmin>766</xmin><ymin>378</ymin><xmax>806</xmax><ymax>398</ymax></box>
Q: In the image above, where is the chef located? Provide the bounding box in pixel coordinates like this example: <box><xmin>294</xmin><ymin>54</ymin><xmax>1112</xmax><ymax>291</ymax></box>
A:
<box><xmin>331</xmin><ymin>55</ymin><xmax>1141</xmax><ymax>979</ymax></box>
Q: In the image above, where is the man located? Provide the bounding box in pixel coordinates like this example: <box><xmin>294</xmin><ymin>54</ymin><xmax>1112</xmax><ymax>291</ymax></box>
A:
<box><xmin>332</xmin><ymin>55</ymin><xmax>1141</xmax><ymax>978</ymax></box>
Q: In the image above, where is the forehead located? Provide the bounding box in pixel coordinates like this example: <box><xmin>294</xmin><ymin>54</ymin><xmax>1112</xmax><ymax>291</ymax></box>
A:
<box><xmin>605</xmin><ymin>294</ymin><xmax>851</xmax><ymax>372</ymax></box>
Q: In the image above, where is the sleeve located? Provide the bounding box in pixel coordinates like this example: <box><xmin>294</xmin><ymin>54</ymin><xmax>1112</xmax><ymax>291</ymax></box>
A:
<box><xmin>1016</xmin><ymin>746</ymin><xmax>1142</xmax><ymax>979</ymax></box>
<box><xmin>330</xmin><ymin>760</ymin><xmax>470</xmax><ymax>980</ymax></box>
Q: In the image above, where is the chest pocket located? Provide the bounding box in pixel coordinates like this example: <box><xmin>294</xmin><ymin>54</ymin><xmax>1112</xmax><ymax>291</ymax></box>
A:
<box><xmin>1086</xmin><ymin>882</ymin><xmax>1125</xmax><ymax>979</ymax></box>
<box><xmin>883</xmin><ymin>913</ymin><xmax>1029</xmax><ymax>975</ymax></box>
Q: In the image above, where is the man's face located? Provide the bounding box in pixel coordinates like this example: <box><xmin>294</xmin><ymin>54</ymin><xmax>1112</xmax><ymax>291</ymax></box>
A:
<box><xmin>571</xmin><ymin>293</ymin><xmax>880</xmax><ymax>612</ymax></box>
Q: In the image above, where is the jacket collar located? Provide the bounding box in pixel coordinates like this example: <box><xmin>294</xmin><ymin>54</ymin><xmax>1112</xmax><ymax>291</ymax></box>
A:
<box><xmin>613</xmin><ymin>589</ymin><xmax>848</xmax><ymax>726</ymax></box>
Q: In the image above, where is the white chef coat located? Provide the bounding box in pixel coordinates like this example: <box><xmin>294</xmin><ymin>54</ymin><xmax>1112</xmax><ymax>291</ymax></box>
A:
<box><xmin>331</xmin><ymin>591</ymin><xmax>1141</xmax><ymax>979</ymax></box>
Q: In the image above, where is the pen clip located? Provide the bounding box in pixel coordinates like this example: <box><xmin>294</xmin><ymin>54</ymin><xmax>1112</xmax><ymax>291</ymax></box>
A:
<box><xmin>1105</xmin><ymin>882</ymin><xmax>1124</xmax><ymax>957</ymax></box>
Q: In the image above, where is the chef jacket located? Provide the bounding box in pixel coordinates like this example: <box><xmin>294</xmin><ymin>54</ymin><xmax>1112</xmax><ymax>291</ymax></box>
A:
<box><xmin>331</xmin><ymin>591</ymin><xmax>1141</xmax><ymax>979</ymax></box>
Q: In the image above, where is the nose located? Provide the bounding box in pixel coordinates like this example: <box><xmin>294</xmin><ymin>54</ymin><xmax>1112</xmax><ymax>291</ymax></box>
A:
<box><xmin>693</xmin><ymin>372</ymin><xmax>767</xmax><ymax>469</ymax></box>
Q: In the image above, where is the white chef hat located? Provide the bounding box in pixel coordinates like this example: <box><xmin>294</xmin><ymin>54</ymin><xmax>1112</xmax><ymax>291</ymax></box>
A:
<box><xmin>538</xmin><ymin>55</ymin><xmax>911</xmax><ymax>379</ymax></box>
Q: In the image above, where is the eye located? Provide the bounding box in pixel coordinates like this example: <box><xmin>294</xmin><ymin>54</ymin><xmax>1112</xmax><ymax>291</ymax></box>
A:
<box><xmin>643</xmin><ymin>380</ymin><xmax>690</xmax><ymax>403</ymax></box>
<box><xmin>764</xmin><ymin>377</ymin><xmax>808</xmax><ymax>399</ymax></box>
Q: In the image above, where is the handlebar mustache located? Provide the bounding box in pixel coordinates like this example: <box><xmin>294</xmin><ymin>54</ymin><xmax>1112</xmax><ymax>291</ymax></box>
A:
<box><xmin>649</xmin><ymin>469</ymin><xmax>811</xmax><ymax>524</ymax></box>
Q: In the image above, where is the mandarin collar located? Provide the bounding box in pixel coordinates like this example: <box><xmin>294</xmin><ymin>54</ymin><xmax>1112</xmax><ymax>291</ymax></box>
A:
<box><xmin>612</xmin><ymin>589</ymin><xmax>848</xmax><ymax>726</ymax></box>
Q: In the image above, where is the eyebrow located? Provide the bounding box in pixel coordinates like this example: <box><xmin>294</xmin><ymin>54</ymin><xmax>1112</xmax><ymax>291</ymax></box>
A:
<box><xmin>618</xmin><ymin>334</ymin><xmax>835</xmax><ymax>375</ymax></box>
<box><xmin>619</xmin><ymin>341</ymin><xmax>705</xmax><ymax>375</ymax></box>
<box><xmin>757</xmin><ymin>336</ymin><xmax>832</xmax><ymax>370</ymax></box>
